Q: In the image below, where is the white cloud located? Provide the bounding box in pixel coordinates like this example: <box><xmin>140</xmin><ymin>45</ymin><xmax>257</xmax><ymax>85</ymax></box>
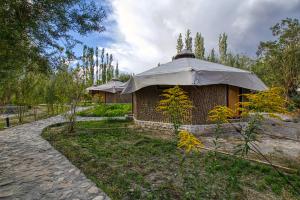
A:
<box><xmin>103</xmin><ymin>0</ymin><xmax>300</xmax><ymax>73</ymax></box>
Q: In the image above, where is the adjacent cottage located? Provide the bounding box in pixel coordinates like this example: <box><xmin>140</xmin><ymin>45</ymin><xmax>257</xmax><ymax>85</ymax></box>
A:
<box><xmin>122</xmin><ymin>50</ymin><xmax>267</xmax><ymax>125</ymax></box>
<box><xmin>87</xmin><ymin>79</ymin><xmax>132</xmax><ymax>103</ymax></box>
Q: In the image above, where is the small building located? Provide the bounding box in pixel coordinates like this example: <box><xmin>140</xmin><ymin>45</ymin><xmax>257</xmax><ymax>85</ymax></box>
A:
<box><xmin>122</xmin><ymin>50</ymin><xmax>267</xmax><ymax>125</ymax></box>
<box><xmin>87</xmin><ymin>79</ymin><xmax>132</xmax><ymax>103</ymax></box>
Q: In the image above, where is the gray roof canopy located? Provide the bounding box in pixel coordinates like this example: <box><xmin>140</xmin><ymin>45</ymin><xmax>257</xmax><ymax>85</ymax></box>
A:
<box><xmin>122</xmin><ymin>56</ymin><xmax>267</xmax><ymax>94</ymax></box>
<box><xmin>87</xmin><ymin>79</ymin><xmax>126</xmax><ymax>93</ymax></box>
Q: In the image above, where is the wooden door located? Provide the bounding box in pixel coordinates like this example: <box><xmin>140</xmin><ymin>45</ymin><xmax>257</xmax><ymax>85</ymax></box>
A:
<box><xmin>227</xmin><ymin>86</ymin><xmax>240</xmax><ymax>116</ymax></box>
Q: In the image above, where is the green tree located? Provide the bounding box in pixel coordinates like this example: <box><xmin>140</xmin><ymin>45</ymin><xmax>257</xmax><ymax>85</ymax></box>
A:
<box><xmin>256</xmin><ymin>18</ymin><xmax>300</xmax><ymax>97</ymax></box>
<box><xmin>194</xmin><ymin>32</ymin><xmax>205</xmax><ymax>59</ymax></box>
<box><xmin>208</xmin><ymin>48</ymin><xmax>217</xmax><ymax>62</ymax></box>
<box><xmin>55</xmin><ymin>63</ymin><xmax>85</xmax><ymax>133</ymax></box>
<box><xmin>115</xmin><ymin>61</ymin><xmax>119</xmax><ymax>78</ymax></box>
<box><xmin>101</xmin><ymin>48</ymin><xmax>106</xmax><ymax>83</ymax></box>
<box><xmin>82</xmin><ymin>45</ymin><xmax>88</xmax><ymax>83</ymax></box>
<box><xmin>118</xmin><ymin>73</ymin><xmax>131</xmax><ymax>82</ymax></box>
<box><xmin>95</xmin><ymin>47</ymin><xmax>99</xmax><ymax>83</ymax></box>
<box><xmin>88</xmin><ymin>47</ymin><xmax>95</xmax><ymax>85</ymax></box>
<box><xmin>176</xmin><ymin>33</ymin><xmax>184</xmax><ymax>53</ymax></box>
<box><xmin>0</xmin><ymin>0</ymin><xmax>106</xmax><ymax>83</ymax></box>
<box><xmin>218</xmin><ymin>33</ymin><xmax>228</xmax><ymax>64</ymax></box>
<box><xmin>185</xmin><ymin>29</ymin><xmax>193</xmax><ymax>51</ymax></box>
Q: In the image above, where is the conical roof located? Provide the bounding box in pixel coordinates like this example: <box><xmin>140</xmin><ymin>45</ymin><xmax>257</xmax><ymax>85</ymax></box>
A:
<box><xmin>122</xmin><ymin>56</ymin><xmax>267</xmax><ymax>94</ymax></box>
<box><xmin>87</xmin><ymin>79</ymin><xmax>126</xmax><ymax>93</ymax></box>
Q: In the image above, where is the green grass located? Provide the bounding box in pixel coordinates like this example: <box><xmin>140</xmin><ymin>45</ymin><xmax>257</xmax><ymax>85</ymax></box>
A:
<box><xmin>77</xmin><ymin>104</ymin><xmax>132</xmax><ymax>117</ymax></box>
<box><xmin>42</xmin><ymin>120</ymin><xmax>300</xmax><ymax>200</ymax></box>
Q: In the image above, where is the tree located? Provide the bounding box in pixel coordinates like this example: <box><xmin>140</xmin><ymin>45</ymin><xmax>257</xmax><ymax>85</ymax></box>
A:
<box><xmin>107</xmin><ymin>54</ymin><xmax>114</xmax><ymax>81</ymax></box>
<box><xmin>256</xmin><ymin>18</ymin><xmax>300</xmax><ymax>97</ymax></box>
<box><xmin>185</xmin><ymin>29</ymin><xmax>193</xmax><ymax>51</ymax></box>
<box><xmin>218</xmin><ymin>33</ymin><xmax>228</xmax><ymax>64</ymax></box>
<box><xmin>176</xmin><ymin>33</ymin><xmax>184</xmax><ymax>53</ymax></box>
<box><xmin>118</xmin><ymin>73</ymin><xmax>131</xmax><ymax>82</ymax></box>
<box><xmin>208</xmin><ymin>48</ymin><xmax>217</xmax><ymax>62</ymax></box>
<box><xmin>115</xmin><ymin>61</ymin><xmax>119</xmax><ymax>78</ymax></box>
<box><xmin>0</xmin><ymin>0</ymin><xmax>106</xmax><ymax>83</ymax></box>
<box><xmin>105</xmin><ymin>53</ymin><xmax>109</xmax><ymax>82</ymax></box>
<box><xmin>88</xmin><ymin>47</ymin><xmax>95</xmax><ymax>85</ymax></box>
<box><xmin>194</xmin><ymin>32</ymin><xmax>205</xmax><ymax>59</ymax></box>
<box><xmin>55</xmin><ymin>63</ymin><xmax>85</xmax><ymax>133</ymax></box>
<box><xmin>156</xmin><ymin>86</ymin><xmax>193</xmax><ymax>135</ymax></box>
<box><xmin>82</xmin><ymin>45</ymin><xmax>88</xmax><ymax>82</ymax></box>
<box><xmin>101</xmin><ymin>48</ymin><xmax>106</xmax><ymax>83</ymax></box>
<box><xmin>95</xmin><ymin>47</ymin><xmax>99</xmax><ymax>83</ymax></box>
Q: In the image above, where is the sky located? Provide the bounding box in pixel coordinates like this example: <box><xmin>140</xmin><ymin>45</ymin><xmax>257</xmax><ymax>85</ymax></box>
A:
<box><xmin>73</xmin><ymin>0</ymin><xmax>300</xmax><ymax>74</ymax></box>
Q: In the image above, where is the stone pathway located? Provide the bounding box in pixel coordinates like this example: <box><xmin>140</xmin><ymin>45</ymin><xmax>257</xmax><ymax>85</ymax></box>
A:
<box><xmin>0</xmin><ymin>112</ymin><xmax>119</xmax><ymax>200</ymax></box>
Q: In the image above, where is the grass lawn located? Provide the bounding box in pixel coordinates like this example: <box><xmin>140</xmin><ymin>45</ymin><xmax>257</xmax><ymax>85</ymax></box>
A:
<box><xmin>42</xmin><ymin>120</ymin><xmax>300</xmax><ymax>200</ymax></box>
<box><xmin>77</xmin><ymin>103</ymin><xmax>132</xmax><ymax>117</ymax></box>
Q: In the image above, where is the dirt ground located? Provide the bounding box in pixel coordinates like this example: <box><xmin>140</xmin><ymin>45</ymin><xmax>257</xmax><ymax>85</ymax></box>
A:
<box><xmin>138</xmin><ymin>118</ymin><xmax>300</xmax><ymax>170</ymax></box>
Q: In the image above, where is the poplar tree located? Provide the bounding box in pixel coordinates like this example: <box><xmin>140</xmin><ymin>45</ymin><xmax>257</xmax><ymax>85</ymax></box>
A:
<box><xmin>104</xmin><ymin>52</ymin><xmax>109</xmax><ymax>83</ymax></box>
<box><xmin>107</xmin><ymin>54</ymin><xmax>113</xmax><ymax>81</ymax></box>
<box><xmin>194</xmin><ymin>32</ymin><xmax>205</xmax><ymax>59</ymax></box>
<box><xmin>219</xmin><ymin>33</ymin><xmax>228</xmax><ymax>64</ymax></box>
<box><xmin>88</xmin><ymin>47</ymin><xmax>94</xmax><ymax>85</ymax></box>
<box><xmin>95</xmin><ymin>47</ymin><xmax>99</xmax><ymax>83</ymax></box>
<box><xmin>101</xmin><ymin>48</ymin><xmax>105</xmax><ymax>83</ymax></box>
<box><xmin>208</xmin><ymin>48</ymin><xmax>216</xmax><ymax>63</ymax></box>
<box><xmin>176</xmin><ymin>33</ymin><xmax>183</xmax><ymax>53</ymax></box>
<box><xmin>185</xmin><ymin>29</ymin><xmax>193</xmax><ymax>51</ymax></box>
<box><xmin>82</xmin><ymin>45</ymin><xmax>87</xmax><ymax>82</ymax></box>
<box><xmin>115</xmin><ymin>61</ymin><xmax>119</xmax><ymax>78</ymax></box>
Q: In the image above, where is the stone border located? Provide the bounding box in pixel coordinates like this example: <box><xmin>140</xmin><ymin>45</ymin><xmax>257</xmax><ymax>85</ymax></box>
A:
<box><xmin>134</xmin><ymin>118</ymin><xmax>247</xmax><ymax>135</ymax></box>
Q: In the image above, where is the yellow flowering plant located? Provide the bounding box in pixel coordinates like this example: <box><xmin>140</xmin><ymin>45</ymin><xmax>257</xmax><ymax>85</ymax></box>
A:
<box><xmin>237</xmin><ymin>87</ymin><xmax>287</xmax><ymax>118</ymax></box>
<box><xmin>208</xmin><ymin>105</ymin><xmax>235</xmax><ymax>124</ymax></box>
<box><xmin>157</xmin><ymin>86</ymin><xmax>193</xmax><ymax>134</ymax></box>
<box><xmin>208</xmin><ymin>106</ymin><xmax>235</xmax><ymax>155</ymax></box>
<box><xmin>178</xmin><ymin>130</ymin><xmax>205</xmax><ymax>153</ymax></box>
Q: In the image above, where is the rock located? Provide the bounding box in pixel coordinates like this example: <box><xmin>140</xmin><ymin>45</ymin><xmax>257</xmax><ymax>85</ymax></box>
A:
<box><xmin>88</xmin><ymin>186</ymin><xmax>99</xmax><ymax>194</ymax></box>
<box><xmin>92</xmin><ymin>195</ymin><xmax>105</xmax><ymax>200</ymax></box>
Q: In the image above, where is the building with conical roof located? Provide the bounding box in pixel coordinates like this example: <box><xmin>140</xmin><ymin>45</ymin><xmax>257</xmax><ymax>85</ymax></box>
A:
<box><xmin>87</xmin><ymin>78</ymin><xmax>132</xmax><ymax>103</ymax></box>
<box><xmin>123</xmin><ymin>50</ymin><xmax>267</xmax><ymax>125</ymax></box>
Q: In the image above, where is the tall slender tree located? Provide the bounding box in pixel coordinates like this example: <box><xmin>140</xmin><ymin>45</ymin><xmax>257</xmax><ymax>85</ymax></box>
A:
<box><xmin>194</xmin><ymin>32</ymin><xmax>205</xmax><ymax>59</ymax></box>
<box><xmin>101</xmin><ymin>48</ymin><xmax>105</xmax><ymax>83</ymax></box>
<box><xmin>208</xmin><ymin>48</ymin><xmax>216</xmax><ymax>62</ymax></box>
<box><xmin>185</xmin><ymin>29</ymin><xmax>193</xmax><ymax>51</ymax></box>
<box><xmin>115</xmin><ymin>61</ymin><xmax>119</xmax><ymax>78</ymax></box>
<box><xmin>82</xmin><ymin>45</ymin><xmax>88</xmax><ymax>82</ymax></box>
<box><xmin>176</xmin><ymin>33</ymin><xmax>184</xmax><ymax>53</ymax></box>
<box><xmin>219</xmin><ymin>33</ymin><xmax>228</xmax><ymax>64</ymax></box>
<box><xmin>107</xmin><ymin>54</ymin><xmax>114</xmax><ymax>81</ymax></box>
<box><xmin>95</xmin><ymin>47</ymin><xmax>99</xmax><ymax>83</ymax></box>
<box><xmin>89</xmin><ymin>47</ymin><xmax>94</xmax><ymax>85</ymax></box>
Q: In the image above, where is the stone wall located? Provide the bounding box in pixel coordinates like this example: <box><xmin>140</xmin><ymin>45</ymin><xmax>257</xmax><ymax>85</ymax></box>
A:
<box><xmin>134</xmin><ymin>118</ymin><xmax>246</xmax><ymax>136</ymax></box>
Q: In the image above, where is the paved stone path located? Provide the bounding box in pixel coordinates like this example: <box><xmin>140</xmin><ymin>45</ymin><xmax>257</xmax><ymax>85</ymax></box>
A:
<box><xmin>0</xmin><ymin>112</ymin><xmax>117</xmax><ymax>200</ymax></box>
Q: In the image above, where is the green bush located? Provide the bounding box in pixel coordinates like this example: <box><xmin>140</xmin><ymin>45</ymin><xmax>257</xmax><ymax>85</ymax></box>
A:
<box><xmin>291</xmin><ymin>94</ymin><xmax>300</xmax><ymax>109</ymax></box>
<box><xmin>78</xmin><ymin>103</ymin><xmax>132</xmax><ymax>117</ymax></box>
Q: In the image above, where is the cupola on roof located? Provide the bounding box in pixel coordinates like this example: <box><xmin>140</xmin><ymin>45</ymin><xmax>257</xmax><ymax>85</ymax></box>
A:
<box><xmin>174</xmin><ymin>49</ymin><xmax>195</xmax><ymax>59</ymax></box>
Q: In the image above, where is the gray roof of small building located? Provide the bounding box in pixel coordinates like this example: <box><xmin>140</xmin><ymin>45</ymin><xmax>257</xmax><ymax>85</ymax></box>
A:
<box><xmin>87</xmin><ymin>79</ymin><xmax>126</xmax><ymax>93</ymax></box>
<box><xmin>122</xmin><ymin>56</ymin><xmax>267</xmax><ymax>94</ymax></box>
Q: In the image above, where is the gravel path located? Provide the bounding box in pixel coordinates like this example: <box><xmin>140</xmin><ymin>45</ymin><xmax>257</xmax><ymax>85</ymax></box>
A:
<box><xmin>0</xmin><ymin>111</ymin><xmax>119</xmax><ymax>200</ymax></box>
